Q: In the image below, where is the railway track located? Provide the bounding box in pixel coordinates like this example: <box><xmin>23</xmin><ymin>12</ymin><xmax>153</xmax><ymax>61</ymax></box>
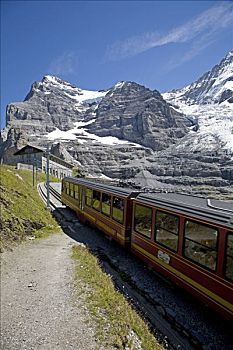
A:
<box><xmin>97</xmin><ymin>250</ymin><xmax>199</xmax><ymax>350</ymax></box>
<box><xmin>37</xmin><ymin>182</ymin><xmax>62</xmax><ymax>210</ymax></box>
<box><xmin>38</xmin><ymin>183</ymin><xmax>232</xmax><ymax>350</ymax></box>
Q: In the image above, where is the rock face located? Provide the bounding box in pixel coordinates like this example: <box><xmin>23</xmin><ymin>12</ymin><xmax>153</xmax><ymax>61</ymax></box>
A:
<box><xmin>86</xmin><ymin>81</ymin><xmax>194</xmax><ymax>151</ymax></box>
<box><xmin>1</xmin><ymin>51</ymin><xmax>233</xmax><ymax>198</ymax></box>
<box><xmin>0</xmin><ymin>127</ymin><xmax>28</xmax><ymax>164</ymax></box>
<box><xmin>160</xmin><ymin>50</ymin><xmax>233</xmax><ymax>197</ymax></box>
<box><xmin>164</xmin><ymin>50</ymin><xmax>233</xmax><ymax>105</ymax></box>
<box><xmin>6</xmin><ymin>76</ymin><xmax>105</xmax><ymax>135</ymax></box>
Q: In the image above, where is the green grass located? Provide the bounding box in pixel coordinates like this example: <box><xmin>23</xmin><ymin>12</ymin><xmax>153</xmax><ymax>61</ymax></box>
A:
<box><xmin>0</xmin><ymin>165</ymin><xmax>60</xmax><ymax>251</ymax></box>
<box><xmin>72</xmin><ymin>245</ymin><xmax>164</xmax><ymax>350</ymax></box>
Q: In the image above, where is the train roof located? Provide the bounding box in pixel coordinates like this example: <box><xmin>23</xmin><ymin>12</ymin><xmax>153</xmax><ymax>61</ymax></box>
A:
<box><xmin>63</xmin><ymin>177</ymin><xmax>140</xmax><ymax>198</ymax></box>
<box><xmin>136</xmin><ymin>192</ymin><xmax>233</xmax><ymax>229</ymax></box>
<box><xmin>63</xmin><ymin>177</ymin><xmax>233</xmax><ymax>229</ymax></box>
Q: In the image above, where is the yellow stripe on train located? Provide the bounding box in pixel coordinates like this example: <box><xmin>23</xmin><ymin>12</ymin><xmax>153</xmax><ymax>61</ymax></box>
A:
<box><xmin>132</xmin><ymin>243</ymin><xmax>233</xmax><ymax>314</ymax></box>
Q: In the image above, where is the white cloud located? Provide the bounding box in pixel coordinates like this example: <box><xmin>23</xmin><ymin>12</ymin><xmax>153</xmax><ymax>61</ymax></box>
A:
<box><xmin>105</xmin><ymin>2</ymin><xmax>233</xmax><ymax>62</ymax></box>
<box><xmin>48</xmin><ymin>51</ymin><xmax>78</xmax><ymax>76</ymax></box>
<box><xmin>167</xmin><ymin>28</ymin><xmax>218</xmax><ymax>70</ymax></box>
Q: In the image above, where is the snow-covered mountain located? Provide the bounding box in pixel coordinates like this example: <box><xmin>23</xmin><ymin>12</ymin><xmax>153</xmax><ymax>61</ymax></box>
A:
<box><xmin>5</xmin><ymin>75</ymin><xmax>192</xmax><ymax>151</ymax></box>
<box><xmin>163</xmin><ymin>50</ymin><xmax>233</xmax><ymax>105</ymax></box>
<box><xmin>1</xmin><ymin>50</ymin><xmax>233</xmax><ymax>198</ymax></box>
<box><xmin>6</xmin><ymin>75</ymin><xmax>109</xmax><ymax>136</ymax></box>
<box><xmin>162</xmin><ymin>51</ymin><xmax>233</xmax><ymax>154</ymax></box>
<box><xmin>38</xmin><ymin>75</ymin><xmax>108</xmax><ymax>105</ymax></box>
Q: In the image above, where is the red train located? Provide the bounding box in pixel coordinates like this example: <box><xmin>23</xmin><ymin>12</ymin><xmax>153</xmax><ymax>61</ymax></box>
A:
<box><xmin>61</xmin><ymin>177</ymin><xmax>233</xmax><ymax>320</ymax></box>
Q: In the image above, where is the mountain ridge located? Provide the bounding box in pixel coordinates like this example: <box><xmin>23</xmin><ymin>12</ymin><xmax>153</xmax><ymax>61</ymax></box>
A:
<box><xmin>1</xmin><ymin>50</ymin><xmax>233</xmax><ymax>198</ymax></box>
<box><xmin>163</xmin><ymin>50</ymin><xmax>233</xmax><ymax>105</ymax></box>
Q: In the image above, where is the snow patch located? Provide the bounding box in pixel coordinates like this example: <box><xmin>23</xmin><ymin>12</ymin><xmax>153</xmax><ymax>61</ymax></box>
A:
<box><xmin>63</xmin><ymin>89</ymin><xmax>108</xmax><ymax>104</ymax></box>
<box><xmin>43</xmin><ymin>75</ymin><xmax>108</xmax><ymax>105</ymax></box>
<box><xmin>114</xmin><ymin>81</ymin><xmax>125</xmax><ymax>89</ymax></box>
<box><xmin>47</xmin><ymin>120</ymin><xmax>142</xmax><ymax>147</ymax></box>
<box><xmin>224</xmin><ymin>80</ymin><xmax>233</xmax><ymax>90</ymax></box>
<box><xmin>169</xmin><ymin>102</ymin><xmax>233</xmax><ymax>152</ymax></box>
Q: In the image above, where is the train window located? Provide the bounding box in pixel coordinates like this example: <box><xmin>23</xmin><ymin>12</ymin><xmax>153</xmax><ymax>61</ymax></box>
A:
<box><xmin>79</xmin><ymin>187</ymin><xmax>84</xmax><ymax>210</ymax></box>
<box><xmin>102</xmin><ymin>192</ymin><xmax>111</xmax><ymax>216</ymax></box>
<box><xmin>65</xmin><ymin>182</ymin><xmax>69</xmax><ymax>195</ymax></box>
<box><xmin>70</xmin><ymin>183</ymin><xmax>74</xmax><ymax>197</ymax></box>
<box><xmin>92</xmin><ymin>190</ymin><xmax>101</xmax><ymax>211</ymax></box>
<box><xmin>85</xmin><ymin>188</ymin><xmax>92</xmax><ymax>207</ymax></box>
<box><xmin>225</xmin><ymin>233</ymin><xmax>233</xmax><ymax>281</ymax></box>
<box><xmin>155</xmin><ymin>211</ymin><xmax>179</xmax><ymax>251</ymax></box>
<box><xmin>134</xmin><ymin>204</ymin><xmax>152</xmax><ymax>238</ymax></box>
<box><xmin>184</xmin><ymin>220</ymin><xmax>218</xmax><ymax>271</ymax></box>
<box><xmin>112</xmin><ymin>196</ymin><xmax>124</xmax><ymax>223</ymax></box>
<box><xmin>74</xmin><ymin>185</ymin><xmax>79</xmax><ymax>200</ymax></box>
<box><xmin>61</xmin><ymin>181</ymin><xmax>64</xmax><ymax>192</ymax></box>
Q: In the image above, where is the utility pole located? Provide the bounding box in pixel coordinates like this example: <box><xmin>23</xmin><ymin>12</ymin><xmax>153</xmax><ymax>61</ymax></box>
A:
<box><xmin>36</xmin><ymin>157</ymin><xmax>38</xmax><ymax>186</ymax></box>
<box><xmin>32</xmin><ymin>154</ymin><xmax>36</xmax><ymax>187</ymax></box>
<box><xmin>46</xmin><ymin>145</ymin><xmax>50</xmax><ymax>209</ymax></box>
<box><xmin>32</xmin><ymin>158</ymin><xmax>35</xmax><ymax>187</ymax></box>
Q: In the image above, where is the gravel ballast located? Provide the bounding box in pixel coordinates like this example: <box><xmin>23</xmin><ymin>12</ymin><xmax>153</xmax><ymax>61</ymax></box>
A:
<box><xmin>0</xmin><ymin>232</ymin><xmax>97</xmax><ymax>350</ymax></box>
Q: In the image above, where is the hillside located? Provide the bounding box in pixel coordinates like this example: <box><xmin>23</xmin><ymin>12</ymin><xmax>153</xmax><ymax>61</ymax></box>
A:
<box><xmin>0</xmin><ymin>165</ymin><xmax>60</xmax><ymax>251</ymax></box>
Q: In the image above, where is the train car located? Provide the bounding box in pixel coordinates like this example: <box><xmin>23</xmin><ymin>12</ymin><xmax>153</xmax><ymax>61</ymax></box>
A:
<box><xmin>61</xmin><ymin>177</ymin><xmax>233</xmax><ymax>319</ymax></box>
<box><xmin>61</xmin><ymin>177</ymin><xmax>139</xmax><ymax>246</ymax></box>
<box><xmin>131</xmin><ymin>192</ymin><xmax>233</xmax><ymax>320</ymax></box>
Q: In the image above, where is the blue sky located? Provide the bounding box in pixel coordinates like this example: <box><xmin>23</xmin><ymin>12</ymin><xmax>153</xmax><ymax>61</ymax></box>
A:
<box><xmin>1</xmin><ymin>1</ymin><xmax>233</xmax><ymax>128</ymax></box>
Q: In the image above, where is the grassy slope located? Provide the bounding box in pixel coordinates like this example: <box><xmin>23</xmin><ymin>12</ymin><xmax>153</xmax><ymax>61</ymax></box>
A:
<box><xmin>0</xmin><ymin>165</ymin><xmax>60</xmax><ymax>251</ymax></box>
<box><xmin>72</xmin><ymin>245</ymin><xmax>164</xmax><ymax>350</ymax></box>
<box><xmin>0</xmin><ymin>165</ymin><xmax>164</xmax><ymax>348</ymax></box>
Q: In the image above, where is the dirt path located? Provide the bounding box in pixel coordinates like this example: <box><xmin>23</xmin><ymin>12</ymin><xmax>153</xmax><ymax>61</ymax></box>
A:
<box><xmin>0</xmin><ymin>232</ymin><xmax>97</xmax><ymax>350</ymax></box>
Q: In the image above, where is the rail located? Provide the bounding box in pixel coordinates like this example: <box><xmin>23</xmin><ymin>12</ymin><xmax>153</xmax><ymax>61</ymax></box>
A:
<box><xmin>37</xmin><ymin>183</ymin><xmax>231</xmax><ymax>349</ymax></box>
<box><xmin>37</xmin><ymin>183</ymin><xmax>62</xmax><ymax>210</ymax></box>
<box><xmin>48</xmin><ymin>184</ymin><xmax>62</xmax><ymax>202</ymax></box>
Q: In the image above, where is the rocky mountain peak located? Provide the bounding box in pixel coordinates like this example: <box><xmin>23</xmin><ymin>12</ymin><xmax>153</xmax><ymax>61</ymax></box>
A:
<box><xmin>223</xmin><ymin>49</ymin><xmax>233</xmax><ymax>63</ymax></box>
<box><xmin>1</xmin><ymin>51</ymin><xmax>233</xmax><ymax>198</ymax></box>
<box><xmin>6</xmin><ymin>75</ymin><xmax>109</xmax><ymax>138</ymax></box>
<box><xmin>86</xmin><ymin>80</ymin><xmax>193</xmax><ymax>151</ymax></box>
<box><xmin>41</xmin><ymin>75</ymin><xmax>84</xmax><ymax>94</ymax></box>
<box><xmin>164</xmin><ymin>50</ymin><xmax>233</xmax><ymax>105</ymax></box>
<box><xmin>24</xmin><ymin>75</ymin><xmax>83</xmax><ymax>102</ymax></box>
<box><xmin>42</xmin><ymin>75</ymin><xmax>76</xmax><ymax>87</ymax></box>
<box><xmin>108</xmin><ymin>80</ymin><xmax>150</xmax><ymax>98</ymax></box>
<box><xmin>111</xmin><ymin>80</ymin><xmax>161</xmax><ymax>97</ymax></box>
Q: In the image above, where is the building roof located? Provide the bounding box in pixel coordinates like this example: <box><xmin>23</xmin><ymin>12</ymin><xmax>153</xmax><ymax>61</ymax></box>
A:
<box><xmin>14</xmin><ymin>144</ymin><xmax>44</xmax><ymax>155</ymax></box>
<box><xmin>14</xmin><ymin>143</ymin><xmax>73</xmax><ymax>169</ymax></box>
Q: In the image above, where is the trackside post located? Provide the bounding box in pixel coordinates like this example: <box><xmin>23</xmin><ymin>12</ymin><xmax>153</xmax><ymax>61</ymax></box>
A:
<box><xmin>46</xmin><ymin>146</ymin><xmax>50</xmax><ymax>210</ymax></box>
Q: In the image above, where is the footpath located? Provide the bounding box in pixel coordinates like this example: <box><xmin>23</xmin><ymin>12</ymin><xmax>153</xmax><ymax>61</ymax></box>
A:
<box><xmin>0</xmin><ymin>232</ymin><xmax>98</xmax><ymax>350</ymax></box>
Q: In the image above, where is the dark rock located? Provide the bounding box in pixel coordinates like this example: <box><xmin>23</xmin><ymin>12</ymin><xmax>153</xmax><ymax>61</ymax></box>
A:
<box><xmin>87</xmin><ymin>81</ymin><xmax>193</xmax><ymax>151</ymax></box>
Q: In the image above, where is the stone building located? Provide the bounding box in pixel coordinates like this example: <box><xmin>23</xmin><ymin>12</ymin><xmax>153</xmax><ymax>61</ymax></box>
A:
<box><xmin>14</xmin><ymin>144</ymin><xmax>73</xmax><ymax>179</ymax></box>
